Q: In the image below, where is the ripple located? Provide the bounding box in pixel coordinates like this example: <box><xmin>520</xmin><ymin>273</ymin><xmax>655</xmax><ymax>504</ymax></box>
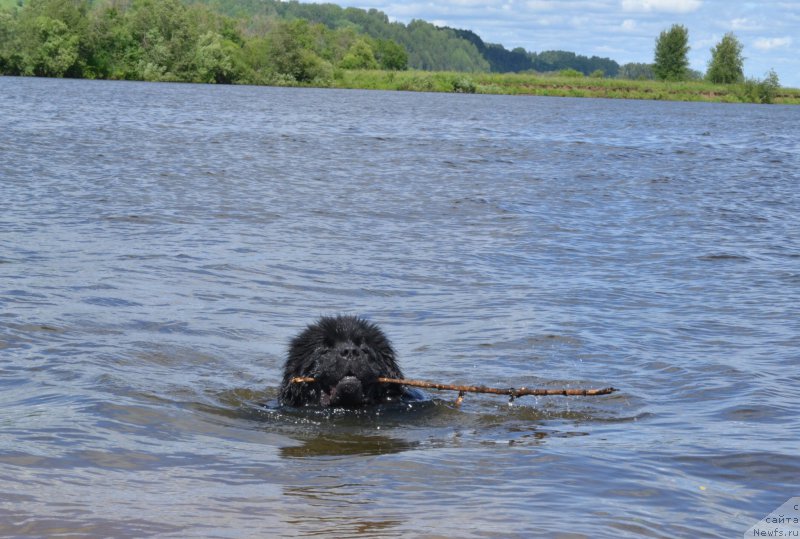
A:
<box><xmin>697</xmin><ymin>253</ymin><xmax>752</xmax><ymax>261</ymax></box>
<box><xmin>82</xmin><ymin>297</ymin><xmax>143</xmax><ymax>307</ymax></box>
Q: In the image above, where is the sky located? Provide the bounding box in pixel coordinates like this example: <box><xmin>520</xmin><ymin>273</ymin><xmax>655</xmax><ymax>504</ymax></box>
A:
<box><xmin>317</xmin><ymin>0</ymin><xmax>800</xmax><ymax>87</ymax></box>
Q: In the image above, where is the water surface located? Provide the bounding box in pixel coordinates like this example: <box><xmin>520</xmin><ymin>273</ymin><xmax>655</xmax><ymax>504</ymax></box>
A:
<box><xmin>1</xmin><ymin>77</ymin><xmax>799</xmax><ymax>537</ymax></box>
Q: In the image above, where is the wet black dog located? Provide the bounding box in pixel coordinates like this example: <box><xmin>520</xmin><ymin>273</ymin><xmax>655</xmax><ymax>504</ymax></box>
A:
<box><xmin>279</xmin><ymin>315</ymin><xmax>409</xmax><ymax>408</ymax></box>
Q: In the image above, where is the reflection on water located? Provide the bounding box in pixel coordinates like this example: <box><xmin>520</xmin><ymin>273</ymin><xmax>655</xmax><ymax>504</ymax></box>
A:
<box><xmin>2</xmin><ymin>76</ymin><xmax>799</xmax><ymax>537</ymax></box>
<box><xmin>280</xmin><ymin>433</ymin><xmax>420</xmax><ymax>458</ymax></box>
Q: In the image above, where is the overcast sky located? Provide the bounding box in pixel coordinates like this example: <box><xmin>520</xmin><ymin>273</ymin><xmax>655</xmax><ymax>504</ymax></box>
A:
<box><xmin>319</xmin><ymin>0</ymin><xmax>800</xmax><ymax>87</ymax></box>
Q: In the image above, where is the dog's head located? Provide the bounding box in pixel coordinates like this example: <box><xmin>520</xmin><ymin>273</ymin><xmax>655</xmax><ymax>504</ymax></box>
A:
<box><xmin>280</xmin><ymin>315</ymin><xmax>404</xmax><ymax>407</ymax></box>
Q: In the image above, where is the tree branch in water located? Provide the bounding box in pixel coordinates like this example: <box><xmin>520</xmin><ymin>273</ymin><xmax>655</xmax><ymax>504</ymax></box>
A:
<box><xmin>289</xmin><ymin>376</ymin><xmax>617</xmax><ymax>405</ymax></box>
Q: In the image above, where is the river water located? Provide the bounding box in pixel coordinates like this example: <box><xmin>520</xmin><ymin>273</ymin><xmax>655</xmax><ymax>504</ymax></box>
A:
<box><xmin>1</xmin><ymin>77</ymin><xmax>798</xmax><ymax>538</ymax></box>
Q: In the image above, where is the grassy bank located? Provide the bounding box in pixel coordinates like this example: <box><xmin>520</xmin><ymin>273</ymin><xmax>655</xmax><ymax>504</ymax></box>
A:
<box><xmin>331</xmin><ymin>69</ymin><xmax>800</xmax><ymax>104</ymax></box>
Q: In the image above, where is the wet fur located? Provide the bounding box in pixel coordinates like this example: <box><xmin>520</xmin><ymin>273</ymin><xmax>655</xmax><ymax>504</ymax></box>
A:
<box><xmin>279</xmin><ymin>315</ymin><xmax>407</xmax><ymax>408</ymax></box>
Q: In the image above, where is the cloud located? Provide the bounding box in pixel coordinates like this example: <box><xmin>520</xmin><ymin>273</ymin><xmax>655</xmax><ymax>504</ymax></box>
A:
<box><xmin>526</xmin><ymin>0</ymin><xmax>614</xmax><ymax>11</ymax></box>
<box><xmin>621</xmin><ymin>0</ymin><xmax>702</xmax><ymax>13</ymax></box>
<box><xmin>526</xmin><ymin>0</ymin><xmax>559</xmax><ymax>9</ymax></box>
<box><xmin>570</xmin><ymin>16</ymin><xmax>591</xmax><ymax>27</ymax></box>
<box><xmin>729</xmin><ymin>17</ymin><xmax>762</xmax><ymax>31</ymax></box>
<box><xmin>753</xmin><ymin>36</ymin><xmax>792</xmax><ymax>51</ymax></box>
<box><xmin>447</xmin><ymin>0</ymin><xmax>505</xmax><ymax>6</ymax></box>
<box><xmin>621</xmin><ymin>19</ymin><xmax>637</xmax><ymax>31</ymax></box>
<box><xmin>692</xmin><ymin>35</ymin><xmax>719</xmax><ymax>50</ymax></box>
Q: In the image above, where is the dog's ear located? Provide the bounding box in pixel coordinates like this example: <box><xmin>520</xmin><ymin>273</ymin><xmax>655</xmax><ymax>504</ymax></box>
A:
<box><xmin>365</xmin><ymin>330</ymin><xmax>402</xmax><ymax>380</ymax></box>
<box><xmin>374</xmin><ymin>347</ymin><xmax>403</xmax><ymax>379</ymax></box>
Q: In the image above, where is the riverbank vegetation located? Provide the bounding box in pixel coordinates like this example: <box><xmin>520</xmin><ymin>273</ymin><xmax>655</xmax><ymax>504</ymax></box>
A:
<box><xmin>1</xmin><ymin>0</ymin><xmax>797</xmax><ymax>104</ymax></box>
<box><xmin>332</xmin><ymin>69</ymin><xmax>800</xmax><ymax>104</ymax></box>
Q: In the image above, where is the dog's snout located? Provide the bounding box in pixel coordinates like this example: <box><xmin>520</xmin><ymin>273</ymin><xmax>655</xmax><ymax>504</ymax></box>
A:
<box><xmin>336</xmin><ymin>341</ymin><xmax>365</xmax><ymax>361</ymax></box>
<box><xmin>340</xmin><ymin>345</ymin><xmax>358</xmax><ymax>359</ymax></box>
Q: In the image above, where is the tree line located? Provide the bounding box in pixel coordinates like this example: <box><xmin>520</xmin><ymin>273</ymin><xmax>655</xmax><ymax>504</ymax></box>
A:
<box><xmin>0</xmin><ymin>0</ymin><xmax>628</xmax><ymax>82</ymax></box>
<box><xmin>250</xmin><ymin>0</ymin><xmax>490</xmax><ymax>72</ymax></box>
<box><xmin>194</xmin><ymin>0</ymin><xmax>621</xmax><ymax>75</ymax></box>
<box><xmin>0</xmin><ymin>0</ymin><xmax>409</xmax><ymax>84</ymax></box>
<box><xmin>436</xmin><ymin>28</ymin><xmax>622</xmax><ymax>76</ymax></box>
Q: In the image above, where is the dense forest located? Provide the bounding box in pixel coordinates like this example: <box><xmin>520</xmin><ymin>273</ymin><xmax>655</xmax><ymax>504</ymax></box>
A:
<box><xmin>0</xmin><ymin>0</ymin><xmax>412</xmax><ymax>83</ymax></box>
<box><xmin>222</xmin><ymin>0</ymin><xmax>491</xmax><ymax>72</ymax></box>
<box><xmin>450</xmin><ymin>28</ymin><xmax>620</xmax><ymax>76</ymax></box>
<box><xmin>0</xmin><ymin>0</ymin><xmax>624</xmax><ymax>83</ymax></box>
<box><xmin>199</xmin><ymin>0</ymin><xmax>621</xmax><ymax>75</ymax></box>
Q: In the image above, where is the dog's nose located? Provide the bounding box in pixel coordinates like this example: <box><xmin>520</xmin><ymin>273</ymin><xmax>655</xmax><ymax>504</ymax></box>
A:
<box><xmin>339</xmin><ymin>345</ymin><xmax>360</xmax><ymax>359</ymax></box>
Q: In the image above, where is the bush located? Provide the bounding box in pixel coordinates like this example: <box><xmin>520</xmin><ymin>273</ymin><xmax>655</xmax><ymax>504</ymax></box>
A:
<box><xmin>339</xmin><ymin>38</ymin><xmax>378</xmax><ymax>70</ymax></box>
<box><xmin>757</xmin><ymin>69</ymin><xmax>780</xmax><ymax>104</ymax></box>
<box><xmin>299</xmin><ymin>50</ymin><xmax>333</xmax><ymax>85</ymax></box>
<box><xmin>476</xmin><ymin>83</ymin><xmax>502</xmax><ymax>94</ymax></box>
<box><xmin>590</xmin><ymin>69</ymin><xmax>604</xmax><ymax>78</ymax></box>
<box><xmin>452</xmin><ymin>76</ymin><xmax>476</xmax><ymax>93</ymax></box>
<box><xmin>396</xmin><ymin>73</ymin><xmax>434</xmax><ymax>92</ymax></box>
<box><xmin>559</xmin><ymin>68</ymin><xmax>583</xmax><ymax>78</ymax></box>
<box><xmin>264</xmin><ymin>72</ymin><xmax>298</xmax><ymax>86</ymax></box>
<box><xmin>735</xmin><ymin>70</ymin><xmax>781</xmax><ymax>104</ymax></box>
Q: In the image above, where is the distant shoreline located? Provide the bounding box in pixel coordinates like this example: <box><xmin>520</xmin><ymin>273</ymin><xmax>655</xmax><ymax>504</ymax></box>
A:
<box><xmin>330</xmin><ymin>70</ymin><xmax>800</xmax><ymax>104</ymax></box>
<box><xmin>4</xmin><ymin>71</ymin><xmax>799</xmax><ymax>104</ymax></box>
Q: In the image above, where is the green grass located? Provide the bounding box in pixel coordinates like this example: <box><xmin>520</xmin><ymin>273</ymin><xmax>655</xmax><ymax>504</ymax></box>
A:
<box><xmin>331</xmin><ymin>69</ymin><xmax>800</xmax><ymax>104</ymax></box>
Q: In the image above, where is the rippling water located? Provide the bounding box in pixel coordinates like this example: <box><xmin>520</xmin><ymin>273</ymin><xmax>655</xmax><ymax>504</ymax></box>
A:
<box><xmin>1</xmin><ymin>77</ymin><xmax>799</xmax><ymax>538</ymax></box>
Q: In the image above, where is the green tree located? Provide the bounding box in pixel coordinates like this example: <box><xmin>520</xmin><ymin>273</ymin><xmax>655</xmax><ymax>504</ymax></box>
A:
<box><xmin>404</xmin><ymin>19</ymin><xmax>488</xmax><ymax>71</ymax></box>
<box><xmin>83</xmin><ymin>3</ymin><xmax>133</xmax><ymax>79</ymax></box>
<box><xmin>654</xmin><ymin>24</ymin><xmax>689</xmax><ymax>81</ymax></box>
<box><xmin>241</xmin><ymin>35</ymin><xmax>271</xmax><ymax>83</ymax></box>
<box><xmin>618</xmin><ymin>62</ymin><xmax>654</xmax><ymax>80</ymax></box>
<box><xmin>13</xmin><ymin>0</ymin><xmax>91</xmax><ymax>77</ymax></box>
<box><xmin>339</xmin><ymin>38</ymin><xmax>378</xmax><ymax>69</ymax></box>
<box><xmin>0</xmin><ymin>11</ymin><xmax>21</xmax><ymax>74</ymax></box>
<box><xmin>124</xmin><ymin>0</ymin><xmax>197</xmax><ymax>81</ymax></box>
<box><xmin>265</xmin><ymin>20</ymin><xmax>332</xmax><ymax>83</ymax></box>
<box><xmin>193</xmin><ymin>30</ymin><xmax>246</xmax><ymax>83</ymax></box>
<box><xmin>22</xmin><ymin>15</ymin><xmax>80</xmax><ymax>76</ymax></box>
<box><xmin>375</xmin><ymin>38</ymin><xmax>407</xmax><ymax>70</ymax></box>
<box><xmin>706</xmin><ymin>32</ymin><xmax>744</xmax><ymax>84</ymax></box>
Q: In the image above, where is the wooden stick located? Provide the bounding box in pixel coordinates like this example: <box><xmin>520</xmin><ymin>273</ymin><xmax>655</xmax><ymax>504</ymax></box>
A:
<box><xmin>377</xmin><ymin>377</ymin><xmax>617</xmax><ymax>397</ymax></box>
<box><xmin>289</xmin><ymin>376</ymin><xmax>617</xmax><ymax>398</ymax></box>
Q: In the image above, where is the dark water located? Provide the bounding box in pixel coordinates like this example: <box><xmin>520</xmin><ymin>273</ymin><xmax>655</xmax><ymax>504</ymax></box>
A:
<box><xmin>1</xmin><ymin>77</ymin><xmax>799</xmax><ymax>538</ymax></box>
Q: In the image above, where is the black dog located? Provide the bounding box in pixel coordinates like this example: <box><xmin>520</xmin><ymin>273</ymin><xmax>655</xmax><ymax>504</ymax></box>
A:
<box><xmin>279</xmin><ymin>315</ymin><xmax>409</xmax><ymax>408</ymax></box>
